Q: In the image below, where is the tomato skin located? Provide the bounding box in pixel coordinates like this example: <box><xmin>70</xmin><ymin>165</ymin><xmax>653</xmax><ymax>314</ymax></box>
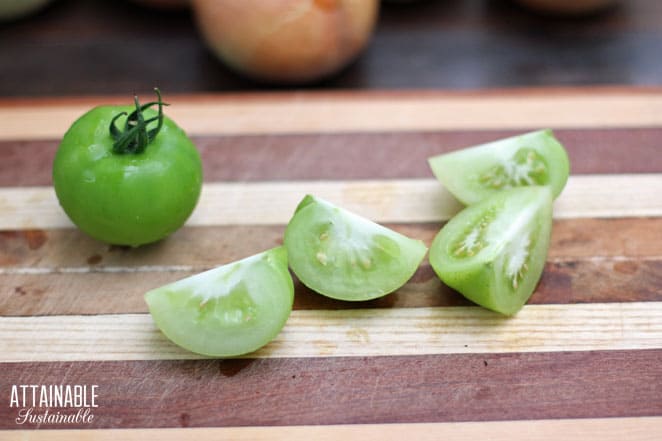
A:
<box><xmin>53</xmin><ymin>105</ymin><xmax>202</xmax><ymax>246</ymax></box>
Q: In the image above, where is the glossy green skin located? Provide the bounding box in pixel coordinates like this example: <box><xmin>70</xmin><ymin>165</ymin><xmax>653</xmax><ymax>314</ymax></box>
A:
<box><xmin>428</xmin><ymin>129</ymin><xmax>569</xmax><ymax>205</ymax></box>
<box><xmin>145</xmin><ymin>246</ymin><xmax>294</xmax><ymax>357</ymax></box>
<box><xmin>285</xmin><ymin>195</ymin><xmax>427</xmax><ymax>301</ymax></box>
<box><xmin>429</xmin><ymin>186</ymin><xmax>553</xmax><ymax>315</ymax></box>
<box><xmin>53</xmin><ymin>105</ymin><xmax>202</xmax><ymax>246</ymax></box>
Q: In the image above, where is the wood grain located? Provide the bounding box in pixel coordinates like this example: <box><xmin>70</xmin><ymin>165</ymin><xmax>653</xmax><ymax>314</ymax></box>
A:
<box><xmin>1</xmin><ymin>128</ymin><xmax>661</xmax><ymax>187</ymax></box>
<box><xmin>0</xmin><ymin>175</ymin><xmax>660</xmax><ymax>231</ymax></box>
<box><xmin>2</xmin><ymin>90</ymin><xmax>662</xmax><ymax>140</ymax></box>
<box><xmin>1</xmin><ymin>258</ymin><xmax>660</xmax><ymax>316</ymax></box>
<box><xmin>0</xmin><ymin>217</ymin><xmax>660</xmax><ymax>269</ymax></box>
<box><xmin>3</xmin><ymin>418</ymin><xmax>661</xmax><ymax>441</ymax></box>
<box><xmin>0</xmin><ymin>86</ymin><xmax>661</xmax><ymax>434</ymax></box>
<box><xmin>1</xmin><ymin>212</ymin><xmax>659</xmax><ymax>316</ymax></box>
<box><xmin>1</xmin><ymin>351</ymin><xmax>660</xmax><ymax>428</ymax></box>
<box><xmin>1</xmin><ymin>303</ymin><xmax>661</xmax><ymax>362</ymax></box>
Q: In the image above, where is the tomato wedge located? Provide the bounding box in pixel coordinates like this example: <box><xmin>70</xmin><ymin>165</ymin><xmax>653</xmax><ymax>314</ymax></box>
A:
<box><xmin>428</xmin><ymin>129</ymin><xmax>569</xmax><ymax>205</ymax></box>
<box><xmin>285</xmin><ymin>195</ymin><xmax>427</xmax><ymax>301</ymax></box>
<box><xmin>429</xmin><ymin>186</ymin><xmax>553</xmax><ymax>315</ymax></box>
<box><xmin>145</xmin><ymin>246</ymin><xmax>293</xmax><ymax>357</ymax></box>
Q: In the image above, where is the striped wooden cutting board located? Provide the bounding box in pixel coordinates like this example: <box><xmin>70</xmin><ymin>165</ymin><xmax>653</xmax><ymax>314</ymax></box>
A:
<box><xmin>0</xmin><ymin>88</ymin><xmax>661</xmax><ymax>440</ymax></box>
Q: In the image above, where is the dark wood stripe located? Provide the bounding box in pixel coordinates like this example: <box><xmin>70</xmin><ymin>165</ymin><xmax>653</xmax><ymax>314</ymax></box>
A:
<box><xmin>1</xmin><ymin>259</ymin><xmax>661</xmax><ymax>316</ymax></box>
<box><xmin>2</xmin><ymin>218</ymin><xmax>658</xmax><ymax>269</ymax></box>
<box><xmin>0</xmin><ymin>128</ymin><xmax>660</xmax><ymax>187</ymax></box>
<box><xmin>0</xmin><ymin>217</ymin><xmax>660</xmax><ymax>316</ymax></box>
<box><xmin>1</xmin><ymin>349</ymin><xmax>660</xmax><ymax>429</ymax></box>
<box><xmin>1</xmin><ymin>259</ymin><xmax>660</xmax><ymax>316</ymax></box>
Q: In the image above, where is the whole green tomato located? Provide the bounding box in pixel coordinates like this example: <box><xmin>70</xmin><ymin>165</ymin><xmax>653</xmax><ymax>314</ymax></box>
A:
<box><xmin>53</xmin><ymin>90</ymin><xmax>202</xmax><ymax>247</ymax></box>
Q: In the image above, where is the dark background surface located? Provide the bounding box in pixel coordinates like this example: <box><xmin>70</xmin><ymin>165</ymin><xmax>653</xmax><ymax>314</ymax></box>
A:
<box><xmin>0</xmin><ymin>0</ymin><xmax>661</xmax><ymax>97</ymax></box>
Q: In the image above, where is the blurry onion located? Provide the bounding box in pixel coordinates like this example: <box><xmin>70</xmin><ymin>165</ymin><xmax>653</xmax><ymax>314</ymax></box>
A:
<box><xmin>192</xmin><ymin>0</ymin><xmax>379</xmax><ymax>83</ymax></box>
<box><xmin>0</xmin><ymin>0</ymin><xmax>52</xmax><ymax>21</ymax></box>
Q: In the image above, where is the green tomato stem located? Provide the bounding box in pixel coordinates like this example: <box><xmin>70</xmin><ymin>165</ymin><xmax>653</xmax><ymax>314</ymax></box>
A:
<box><xmin>109</xmin><ymin>88</ymin><xmax>169</xmax><ymax>154</ymax></box>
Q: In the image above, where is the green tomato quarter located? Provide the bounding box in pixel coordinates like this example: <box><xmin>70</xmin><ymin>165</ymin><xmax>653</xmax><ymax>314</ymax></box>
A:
<box><xmin>145</xmin><ymin>246</ymin><xmax>294</xmax><ymax>357</ymax></box>
<box><xmin>53</xmin><ymin>97</ymin><xmax>202</xmax><ymax>246</ymax></box>
<box><xmin>428</xmin><ymin>129</ymin><xmax>569</xmax><ymax>205</ymax></box>
<box><xmin>429</xmin><ymin>186</ymin><xmax>553</xmax><ymax>315</ymax></box>
<box><xmin>284</xmin><ymin>195</ymin><xmax>427</xmax><ymax>301</ymax></box>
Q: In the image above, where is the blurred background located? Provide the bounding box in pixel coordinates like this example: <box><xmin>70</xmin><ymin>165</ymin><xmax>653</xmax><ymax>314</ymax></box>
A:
<box><xmin>0</xmin><ymin>0</ymin><xmax>660</xmax><ymax>97</ymax></box>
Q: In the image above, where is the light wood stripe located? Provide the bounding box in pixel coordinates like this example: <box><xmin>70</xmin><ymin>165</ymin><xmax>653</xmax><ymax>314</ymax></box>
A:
<box><xmin>2</xmin><ymin>417</ymin><xmax>661</xmax><ymax>441</ymax></box>
<box><xmin>0</xmin><ymin>174</ymin><xmax>660</xmax><ymax>231</ymax></box>
<box><xmin>2</xmin><ymin>90</ymin><xmax>662</xmax><ymax>140</ymax></box>
<box><xmin>1</xmin><ymin>302</ymin><xmax>660</xmax><ymax>362</ymax></box>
